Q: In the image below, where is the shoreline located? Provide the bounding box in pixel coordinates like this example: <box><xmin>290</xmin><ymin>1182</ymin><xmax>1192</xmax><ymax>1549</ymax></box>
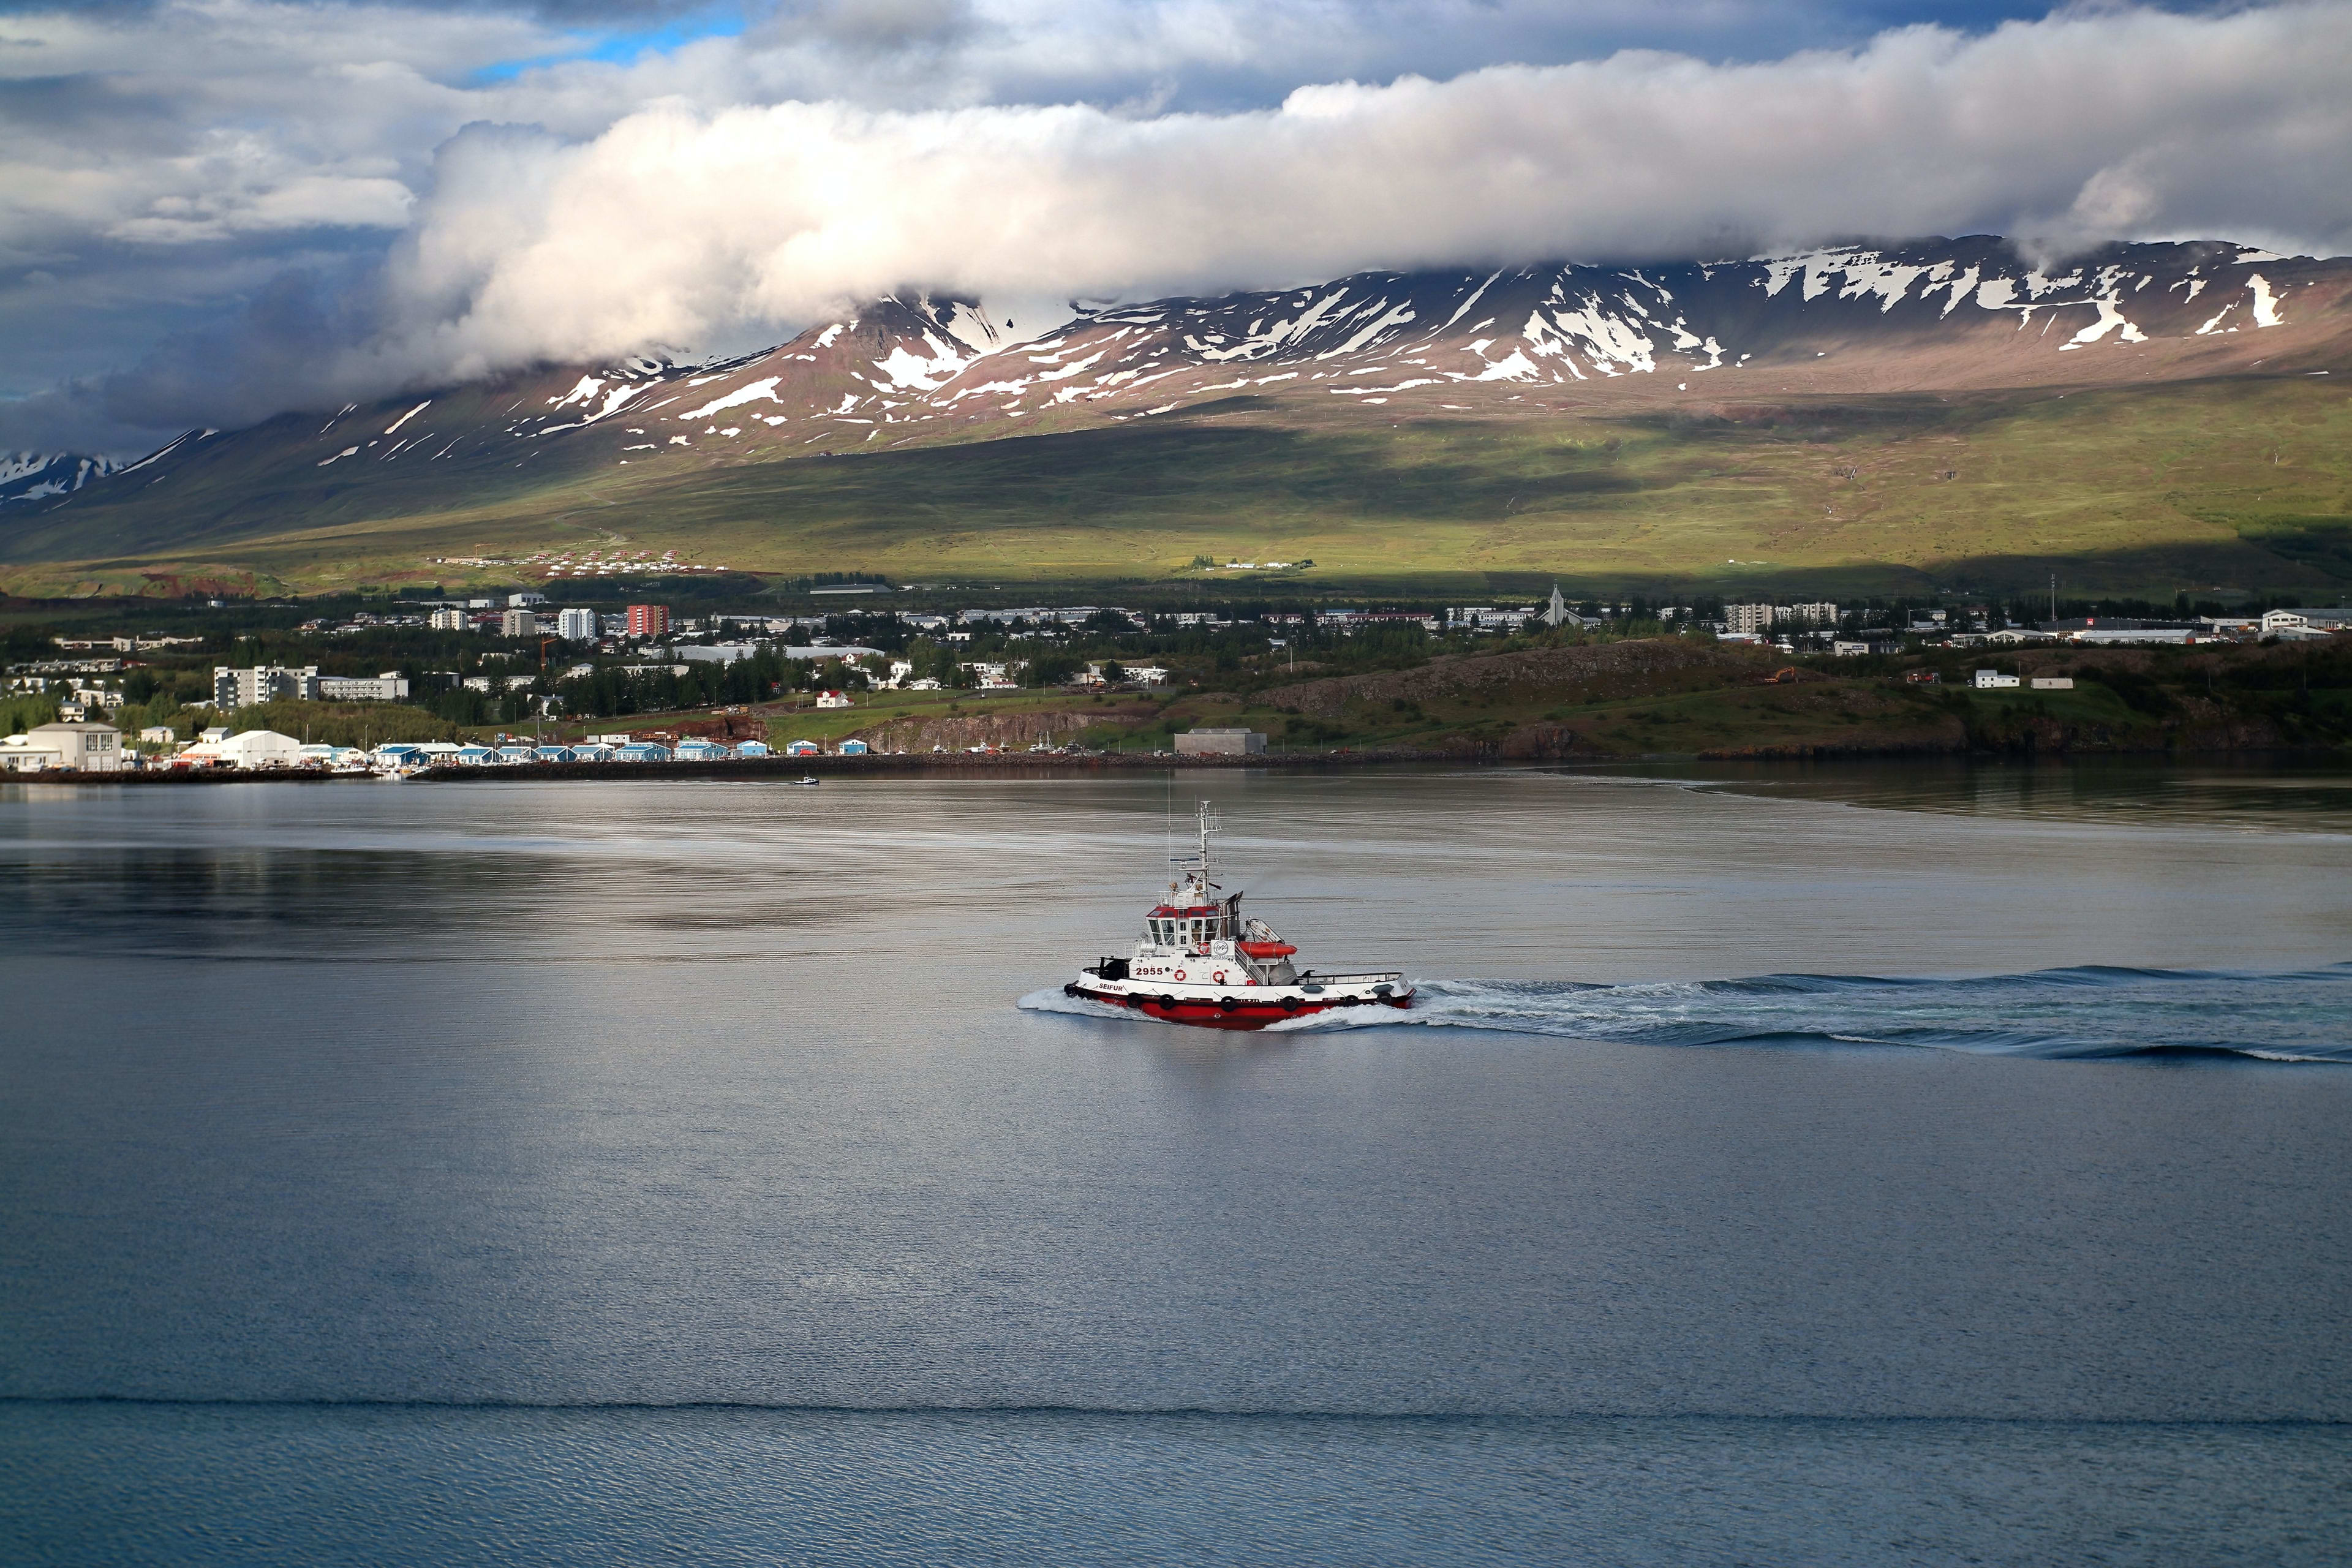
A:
<box><xmin>5</xmin><ymin>744</ymin><xmax>2346</xmax><ymax>786</ymax></box>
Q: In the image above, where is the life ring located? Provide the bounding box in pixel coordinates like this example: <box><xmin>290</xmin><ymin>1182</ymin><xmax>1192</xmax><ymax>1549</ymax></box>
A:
<box><xmin>1213</xmin><ymin>970</ymin><xmax>1227</xmax><ymax>984</ymax></box>
<box><xmin>1174</xmin><ymin>970</ymin><xmax>1187</xmax><ymax>982</ymax></box>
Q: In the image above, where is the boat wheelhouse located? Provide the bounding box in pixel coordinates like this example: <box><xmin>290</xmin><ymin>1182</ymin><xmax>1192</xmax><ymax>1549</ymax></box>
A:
<box><xmin>1063</xmin><ymin>801</ymin><xmax>1412</xmax><ymax>1030</ymax></box>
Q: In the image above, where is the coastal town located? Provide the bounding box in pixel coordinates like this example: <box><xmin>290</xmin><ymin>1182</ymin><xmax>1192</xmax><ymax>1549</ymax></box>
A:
<box><xmin>4</xmin><ymin>589</ymin><xmax>2348</xmax><ymax>775</ymax></box>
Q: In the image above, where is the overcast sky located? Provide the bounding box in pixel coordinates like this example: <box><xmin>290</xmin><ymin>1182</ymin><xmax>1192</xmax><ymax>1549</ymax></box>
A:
<box><xmin>4</xmin><ymin>0</ymin><xmax>2349</xmax><ymax>453</ymax></box>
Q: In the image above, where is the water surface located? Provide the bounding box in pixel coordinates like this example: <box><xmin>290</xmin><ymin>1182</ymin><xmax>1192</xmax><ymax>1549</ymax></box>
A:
<box><xmin>4</xmin><ymin>764</ymin><xmax>2346</xmax><ymax>1562</ymax></box>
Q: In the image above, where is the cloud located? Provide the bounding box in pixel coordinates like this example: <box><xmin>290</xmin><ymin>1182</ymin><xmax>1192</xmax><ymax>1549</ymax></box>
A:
<box><xmin>344</xmin><ymin>4</ymin><xmax>2352</xmax><ymax>372</ymax></box>
<box><xmin>3</xmin><ymin>0</ymin><xmax>2349</xmax><ymax>454</ymax></box>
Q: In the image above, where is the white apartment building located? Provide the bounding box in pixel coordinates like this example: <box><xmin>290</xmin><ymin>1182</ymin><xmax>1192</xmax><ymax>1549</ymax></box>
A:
<box><xmin>1723</xmin><ymin>603</ymin><xmax>1776</xmax><ymax>635</ymax></box>
<box><xmin>556</xmin><ymin>608</ymin><xmax>598</xmax><ymax>641</ymax></box>
<box><xmin>428</xmin><ymin>607</ymin><xmax>468</xmax><ymax>630</ymax></box>
<box><xmin>314</xmin><ymin>672</ymin><xmax>410</xmax><ymax>701</ymax></box>
<box><xmin>213</xmin><ymin>665</ymin><xmax>320</xmax><ymax>707</ymax></box>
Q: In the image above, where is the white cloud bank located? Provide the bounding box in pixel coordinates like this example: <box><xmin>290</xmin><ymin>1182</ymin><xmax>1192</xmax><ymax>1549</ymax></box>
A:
<box><xmin>357</xmin><ymin>3</ymin><xmax>2352</xmax><ymax>386</ymax></box>
<box><xmin>6</xmin><ymin>1</ymin><xmax>2351</xmax><ymax>448</ymax></box>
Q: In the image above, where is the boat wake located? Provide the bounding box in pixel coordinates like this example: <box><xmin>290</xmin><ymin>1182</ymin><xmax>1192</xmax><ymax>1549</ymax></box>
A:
<box><xmin>1022</xmin><ymin>965</ymin><xmax>2352</xmax><ymax>1063</ymax></box>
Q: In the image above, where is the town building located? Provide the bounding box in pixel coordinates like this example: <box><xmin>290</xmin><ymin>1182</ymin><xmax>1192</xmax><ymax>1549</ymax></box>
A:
<box><xmin>838</xmin><ymin>739</ymin><xmax>871</xmax><ymax>755</ymax></box>
<box><xmin>2264</xmin><ymin>608</ymin><xmax>2352</xmax><ymax>635</ymax></box>
<box><xmin>508</xmin><ymin>592</ymin><xmax>547</xmax><ymax>607</ymax></box>
<box><xmin>0</xmin><ymin>732</ymin><xmax>64</xmax><ymax>771</ymax></box>
<box><xmin>1973</xmin><ymin>670</ymin><xmax>2021</xmax><ymax>688</ymax></box>
<box><xmin>314</xmin><ymin>673</ymin><xmax>410</xmax><ymax>701</ymax></box>
<box><xmin>1723</xmin><ymin>603</ymin><xmax>1776</xmax><ymax>635</ymax></box>
<box><xmin>1176</xmin><ymin>728</ymin><xmax>1266</xmax><ymax>755</ymax></box>
<box><xmin>1</xmin><ymin>720</ymin><xmax>123</xmax><ymax>771</ymax></box>
<box><xmin>2030</xmin><ymin>677</ymin><xmax>2075</xmax><ymax>690</ymax></box>
<box><xmin>428</xmin><ymin>607</ymin><xmax>469</xmax><ymax>631</ymax></box>
<box><xmin>213</xmin><ymin>665</ymin><xmax>320</xmax><ymax>707</ymax></box>
<box><xmin>176</xmin><ymin>729</ymin><xmax>304</xmax><ymax>769</ymax></box>
<box><xmin>556</xmin><ymin>608</ymin><xmax>598</xmax><ymax>641</ymax></box>
<box><xmin>815</xmin><ymin>690</ymin><xmax>853</xmax><ymax>709</ymax></box>
<box><xmin>627</xmin><ymin>604</ymin><xmax>673</xmax><ymax>638</ymax></box>
<box><xmin>499</xmin><ymin>606</ymin><xmax>542</xmax><ymax>638</ymax></box>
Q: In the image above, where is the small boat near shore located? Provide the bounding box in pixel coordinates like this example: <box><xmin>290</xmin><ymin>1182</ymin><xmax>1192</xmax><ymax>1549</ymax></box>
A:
<box><xmin>1064</xmin><ymin>801</ymin><xmax>1412</xmax><ymax>1030</ymax></box>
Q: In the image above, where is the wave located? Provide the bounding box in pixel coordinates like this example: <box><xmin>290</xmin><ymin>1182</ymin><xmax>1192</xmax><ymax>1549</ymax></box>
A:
<box><xmin>1021</xmin><ymin>964</ymin><xmax>2352</xmax><ymax>1063</ymax></box>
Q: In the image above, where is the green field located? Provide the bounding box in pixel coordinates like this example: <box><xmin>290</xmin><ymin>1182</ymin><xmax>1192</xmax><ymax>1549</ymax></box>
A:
<box><xmin>8</xmin><ymin>375</ymin><xmax>2350</xmax><ymax>601</ymax></box>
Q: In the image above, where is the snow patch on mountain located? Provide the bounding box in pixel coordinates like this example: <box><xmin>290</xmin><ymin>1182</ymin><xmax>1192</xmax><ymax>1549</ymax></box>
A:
<box><xmin>0</xmin><ymin>450</ymin><xmax>124</xmax><ymax>504</ymax></box>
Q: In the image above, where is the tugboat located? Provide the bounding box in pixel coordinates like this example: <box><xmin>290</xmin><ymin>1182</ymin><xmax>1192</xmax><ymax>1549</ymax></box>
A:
<box><xmin>1064</xmin><ymin>802</ymin><xmax>1412</xmax><ymax>1030</ymax></box>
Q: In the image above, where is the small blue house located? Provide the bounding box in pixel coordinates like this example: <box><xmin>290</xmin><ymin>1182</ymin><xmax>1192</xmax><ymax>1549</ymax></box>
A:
<box><xmin>837</xmin><ymin>738</ymin><xmax>870</xmax><ymax>755</ymax></box>
<box><xmin>615</xmin><ymin>742</ymin><xmax>672</xmax><ymax>763</ymax></box>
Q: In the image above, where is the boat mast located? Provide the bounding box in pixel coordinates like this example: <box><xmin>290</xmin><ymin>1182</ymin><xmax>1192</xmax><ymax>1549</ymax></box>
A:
<box><xmin>1169</xmin><ymin>799</ymin><xmax>1220</xmax><ymax>898</ymax></box>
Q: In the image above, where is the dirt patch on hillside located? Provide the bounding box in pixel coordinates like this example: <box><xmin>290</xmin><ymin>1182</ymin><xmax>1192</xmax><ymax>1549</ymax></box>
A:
<box><xmin>1259</xmin><ymin>638</ymin><xmax>1777</xmax><ymax>718</ymax></box>
<box><xmin>849</xmin><ymin>703</ymin><xmax>1157</xmax><ymax>753</ymax></box>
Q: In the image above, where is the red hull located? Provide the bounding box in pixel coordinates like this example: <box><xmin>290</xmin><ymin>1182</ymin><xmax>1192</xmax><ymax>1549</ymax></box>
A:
<box><xmin>1065</xmin><ymin>981</ymin><xmax>1411</xmax><ymax>1031</ymax></box>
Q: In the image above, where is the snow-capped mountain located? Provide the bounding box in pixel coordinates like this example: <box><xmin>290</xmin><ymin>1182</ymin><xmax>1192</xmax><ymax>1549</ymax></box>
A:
<box><xmin>8</xmin><ymin>238</ymin><xmax>2346</xmax><ymax>563</ymax></box>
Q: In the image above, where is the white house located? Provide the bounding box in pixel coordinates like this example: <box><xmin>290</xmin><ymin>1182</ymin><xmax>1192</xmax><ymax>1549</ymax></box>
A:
<box><xmin>1973</xmin><ymin>670</ymin><xmax>2021</xmax><ymax>689</ymax></box>
<box><xmin>815</xmin><ymin>690</ymin><xmax>853</xmax><ymax>709</ymax></box>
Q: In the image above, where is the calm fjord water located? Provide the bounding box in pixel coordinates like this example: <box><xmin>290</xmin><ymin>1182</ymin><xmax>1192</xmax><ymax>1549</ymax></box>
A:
<box><xmin>2</xmin><ymin>765</ymin><xmax>2348</xmax><ymax>1564</ymax></box>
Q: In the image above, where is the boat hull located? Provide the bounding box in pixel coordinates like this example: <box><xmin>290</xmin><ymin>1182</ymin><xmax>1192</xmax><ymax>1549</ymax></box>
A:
<box><xmin>1064</xmin><ymin>976</ymin><xmax>1413</xmax><ymax>1031</ymax></box>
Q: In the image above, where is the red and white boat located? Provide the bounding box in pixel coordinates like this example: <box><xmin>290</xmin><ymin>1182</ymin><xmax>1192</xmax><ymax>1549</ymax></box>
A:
<box><xmin>1064</xmin><ymin>802</ymin><xmax>1412</xmax><ymax>1030</ymax></box>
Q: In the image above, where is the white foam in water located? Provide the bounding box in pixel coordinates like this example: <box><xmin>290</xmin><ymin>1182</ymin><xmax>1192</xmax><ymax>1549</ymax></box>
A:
<box><xmin>1024</xmin><ymin>968</ymin><xmax>2352</xmax><ymax>1061</ymax></box>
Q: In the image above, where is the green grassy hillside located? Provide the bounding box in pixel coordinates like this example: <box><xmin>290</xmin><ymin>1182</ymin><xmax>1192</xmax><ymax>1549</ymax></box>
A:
<box><xmin>9</xmin><ymin>374</ymin><xmax>2349</xmax><ymax>600</ymax></box>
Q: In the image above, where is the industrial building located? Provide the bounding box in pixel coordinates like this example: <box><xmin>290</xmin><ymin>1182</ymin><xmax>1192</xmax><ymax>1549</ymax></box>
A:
<box><xmin>1175</xmin><ymin>728</ymin><xmax>1266</xmax><ymax>755</ymax></box>
<box><xmin>0</xmin><ymin>720</ymin><xmax>124</xmax><ymax>772</ymax></box>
